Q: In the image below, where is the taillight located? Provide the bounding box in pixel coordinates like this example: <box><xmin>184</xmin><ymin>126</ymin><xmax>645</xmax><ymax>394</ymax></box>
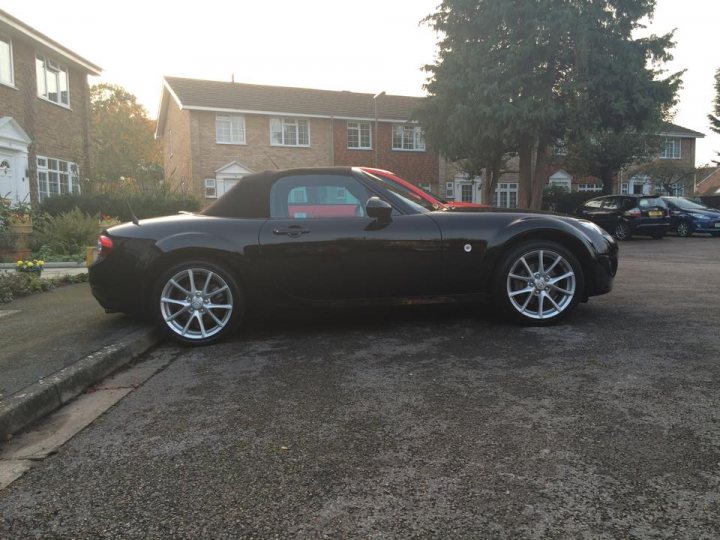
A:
<box><xmin>624</xmin><ymin>208</ymin><xmax>641</xmax><ymax>218</ymax></box>
<box><xmin>97</xmin><ymin>234</ymin><xmax>113</xmax><ymax>257</ymax></box>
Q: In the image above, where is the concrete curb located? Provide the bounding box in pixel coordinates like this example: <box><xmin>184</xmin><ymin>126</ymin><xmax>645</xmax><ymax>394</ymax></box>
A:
<box><xmin>0</xmin><ymin>327</ymin><xmax>162</xmax><ymax>441</ymax></box>
<box><xmin>0</xmin><ymin>263</ymin><xmax>86</xmax><ymax>269</ymax></box>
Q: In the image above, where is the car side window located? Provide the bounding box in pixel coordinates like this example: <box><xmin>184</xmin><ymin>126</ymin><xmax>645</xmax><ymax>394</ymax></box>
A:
<box><xmin>602</xmin><ymin>198</ymin><xmax>621</xmax><ymax>210</ymax></box>
<box><xmin>270</xmin><ymin>174</ymin><xmax>370</xmax><ymax>219</ymax></box>
<box><xmin>584</xmin><ymin>199</ymin><xmax>603</xmax><ymax>208</ymax></box>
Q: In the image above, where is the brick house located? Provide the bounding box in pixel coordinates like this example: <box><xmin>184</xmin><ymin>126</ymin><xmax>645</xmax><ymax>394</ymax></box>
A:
<box><xmin>155</xmin><ymin>77</ymin><xmax>438</xmax><ymax>204</ymax></box>
<box><xmin>696</xmin><ymin>166</ymin><xmax>720</xmax><ymax>196</ymax></box>
<box><xmin>0</xmin><ymin>9</ymin><xmax>101</xmax><ymax>205</ymax></box>
<box><xmin>446</xmin><ymin>123</ymin><xmax>705</xmax><ymax>206</ymax></box>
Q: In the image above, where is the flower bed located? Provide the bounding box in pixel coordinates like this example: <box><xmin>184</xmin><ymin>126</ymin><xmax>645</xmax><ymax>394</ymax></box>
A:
<box><xmin>0</xmin><ymin>271</ymin><xmax>89</xmax><ymax>304</ymax></box>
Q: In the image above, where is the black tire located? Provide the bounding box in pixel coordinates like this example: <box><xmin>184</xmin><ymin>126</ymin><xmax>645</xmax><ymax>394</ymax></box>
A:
<box><xmin>152</xmin><ymin>260</ymin><xmax>244</xmax><ymax>346</ymax></box>
<box><xmin>493</xmin><ymin>240</ymin><xmax>585</xmax><ymax>326</ymax></box>
<box><xmin>676</xmin><ymin>221</ymin><xmax>692</xmax><ymax>237</ymax></box>
<box><xmin>613</xmin><ymin>221</ymin><xmax>631</xmax><ymax>241</ymax></box>
<box><xmin>711</xmin><ymin>232</ymin><xmax>720</xmax><ymax>238</ymax></box>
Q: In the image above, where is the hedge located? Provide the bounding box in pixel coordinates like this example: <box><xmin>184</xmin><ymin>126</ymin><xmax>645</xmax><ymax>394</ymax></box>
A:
<box><xmin>37</xmin><ymin>191</ymin><xmax>202</xmax><ymax>221</ymax></box>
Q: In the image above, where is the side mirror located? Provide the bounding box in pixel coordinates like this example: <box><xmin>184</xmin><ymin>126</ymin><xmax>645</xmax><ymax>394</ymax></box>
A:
<box><xmin>366</xmin><ymin>197</ymin><xmax>393</xmax><ymax>222</ymax></box>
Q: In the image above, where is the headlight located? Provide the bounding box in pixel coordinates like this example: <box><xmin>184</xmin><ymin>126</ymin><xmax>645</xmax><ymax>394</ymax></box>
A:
<box><xmin>690</xmin><ymin>213</ymin><xmax>709</xmax><ymax>220</ymax></box>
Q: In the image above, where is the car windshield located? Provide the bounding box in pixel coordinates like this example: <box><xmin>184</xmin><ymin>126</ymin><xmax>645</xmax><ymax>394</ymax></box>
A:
<box><xmin>638</xmin><ymin>197</ymin><xmax>667</xmax><ymax>209</ymax></box>
<box><xmin>362</xmin><ymin>172</ymin><xmax>433</xmax><ymax>213</ymax></box>
<box><xmin>669</xmin><ymin>198</ymin><xmax>710</xmax><ymax>211</ymax></box>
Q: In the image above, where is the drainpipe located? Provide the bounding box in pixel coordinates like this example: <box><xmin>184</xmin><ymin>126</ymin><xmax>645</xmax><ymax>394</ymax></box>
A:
<box><xmin>373</xmin><ymin>91</ymin><xmax>385</xmax><ymax>167</ymax></box>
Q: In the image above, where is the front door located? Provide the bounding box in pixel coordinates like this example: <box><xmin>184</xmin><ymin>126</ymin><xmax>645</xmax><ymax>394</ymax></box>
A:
<box><xmin>0</xmin><ymin>150</ymin><xmax>28</xmax><ymax>204</ymax></box>
<box><xmin>258</xmin><ymin>172</ymin><xmax>442</xmax><ymax>301</ymax></box>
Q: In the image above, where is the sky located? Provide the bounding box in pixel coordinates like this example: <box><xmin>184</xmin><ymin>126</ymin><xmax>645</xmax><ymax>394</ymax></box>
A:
<box><xmin>3</xmin><ymin>0</ymin><xmax>718</xmax><ymax>165</ymax></box>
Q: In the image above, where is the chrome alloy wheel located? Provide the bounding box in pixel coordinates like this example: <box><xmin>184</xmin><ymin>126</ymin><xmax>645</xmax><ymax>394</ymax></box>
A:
<box><xmin>505</xmin><ymin>249</ymin><xmax>576</xmax><ymax>320</ymax></box>
<box><xmin>159</xmin><ymin>268</ymin><xmax>233</xmax><ymax>340</ymax></box>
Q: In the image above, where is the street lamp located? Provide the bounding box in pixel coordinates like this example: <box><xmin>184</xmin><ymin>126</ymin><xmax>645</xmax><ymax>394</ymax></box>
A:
<box><xmin>373</xmin><ymin>91</ymin><xmax>385</xmax><ymax>167</ymax></box>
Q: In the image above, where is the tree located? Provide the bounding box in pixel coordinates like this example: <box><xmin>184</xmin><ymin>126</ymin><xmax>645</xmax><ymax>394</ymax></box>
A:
<box><xmin>90</xmin><ymin>83</ymin><xmax>163</xmax><ymax>192</ymax></box>
<box><xmin>418</xmin><ymin>0</ymin><xmax>681</xmax><ymax>208</ymax></box>
<box><xmin>708</xmin><ymin>68</ymin><xmax>720</xmax><ymax>164</ymax></box>
<box><xmin>628</xmin><ymin>160</ymin><xmax>697</xmax><ymax>195</ymax></box>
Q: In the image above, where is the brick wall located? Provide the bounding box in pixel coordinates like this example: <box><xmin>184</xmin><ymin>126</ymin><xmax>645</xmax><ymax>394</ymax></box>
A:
<box><xmin>0</xmin><ymin>37</ymin><xmax>91</xmax><ymax>201</ymax></box>
<box><xmin>162</xmin><ymin>98</ymin><xmax>193</xmax><ymax>193</ymax></box>
<box><xmin>191</xmin><ymin>111</ymin><xmax>333</xmax><ymax>201</ymax></box>
<box><xmin>333</xmin><ymin>120</ymin><xmax>440</xmax><ymax>192</ymax></box>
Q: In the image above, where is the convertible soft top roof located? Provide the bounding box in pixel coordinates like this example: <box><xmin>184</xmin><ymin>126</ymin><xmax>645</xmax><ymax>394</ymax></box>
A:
<box><xmin>202</xmin><ymin>167</ymin><xmax>361</xmax><ymax>219</ymax></box>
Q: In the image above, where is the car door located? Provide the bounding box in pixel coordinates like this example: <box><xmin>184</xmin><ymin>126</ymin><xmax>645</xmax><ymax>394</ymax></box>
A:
<box><xmin>257</xmin><ymin>172</ymin><xmax>442</xmax><ymax>301</ymax></box>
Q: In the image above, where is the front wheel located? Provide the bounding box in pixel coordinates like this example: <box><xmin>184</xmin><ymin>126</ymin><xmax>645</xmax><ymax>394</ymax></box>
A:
<box><xmin>494</xmin><ymin>241</ymin><xmax>585</xmax><ymax>326</ymax></box>
<box><xmin>676</xmin><ymin>221</ymin><xmax>692</xmax><ymax>237</ymax></box>
<box><xmin>153</xmin><ymin>260</ymin><xmax>243</xmax><ymax>345</ymax></box>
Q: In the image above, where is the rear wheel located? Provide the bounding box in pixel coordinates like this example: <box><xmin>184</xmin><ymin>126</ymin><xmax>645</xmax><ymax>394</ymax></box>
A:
<box><xmin>494</xmin><ymin>241</ymin><xmax>584</xmax><ymax>326</ymax></box>
<box><xmin>153</xmin><ymin>260</ymin><xmax>243</xmax><ymax>345</ymax></box>
<box><xmin>613</xmin><ymin>222</ymin><xmax>631</xmax><ymax>241</ymax></box>
<box><xmin>676</xmin><ymin>221</ymin><xmax>692</xmax><ymax>237</ymax></box>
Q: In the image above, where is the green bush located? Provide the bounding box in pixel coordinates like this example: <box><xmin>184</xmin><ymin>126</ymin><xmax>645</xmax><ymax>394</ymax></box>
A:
<box><xmin>33</xmin><ymin>208</ymin><xmax>99</xmax><ymax>255</ymax></box>
<box><xmin>0</xmin><ymin>271</ymin><xmax>88</xmax><ymax>304</ymax></box>
<box><xmin>38</xmin><ymin>190</ymin><xmax>201</xmax><ymax>221</ymax></box>
<box><xmin>542</xmin><ymin>187</ymin><xmax>599</xmax><ymax>215</ymax></box>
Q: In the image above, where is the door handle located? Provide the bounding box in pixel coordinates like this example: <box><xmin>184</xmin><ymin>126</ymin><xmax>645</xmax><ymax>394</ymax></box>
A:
<box><xmin>273</xmin><ymin>226</ymin><xmax>310</xmax><ymax>238</ymax></box>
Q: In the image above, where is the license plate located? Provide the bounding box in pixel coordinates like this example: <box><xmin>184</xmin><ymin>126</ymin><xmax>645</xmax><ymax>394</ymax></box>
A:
<box><xmin>715</xmin><ymin>222</ymin><xmax>720</xmax><ymax>229</ymax></box>
<box><xmin>648</xmin><ymin>210</ymin><xmax>663</xmax><ymax>217</ymax></box>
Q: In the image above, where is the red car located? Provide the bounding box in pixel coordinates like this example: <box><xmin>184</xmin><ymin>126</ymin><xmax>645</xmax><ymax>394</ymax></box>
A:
<box><xmin>360</xmin><ymin>168</ymin><xmax>486</xmax><ymax>210</ymax></box>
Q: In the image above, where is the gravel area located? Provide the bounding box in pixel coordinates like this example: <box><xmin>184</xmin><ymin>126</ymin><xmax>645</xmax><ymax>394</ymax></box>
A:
<box><xmin>1</xmin><ymin>236</ymin><xmax>719</xmax><ymax>538</ymax></box>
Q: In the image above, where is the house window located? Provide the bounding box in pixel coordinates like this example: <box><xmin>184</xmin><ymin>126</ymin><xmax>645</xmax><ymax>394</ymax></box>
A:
<box><xmin>270</xmin><ymin>117</ymin><xmax>310</xmax><ymax>147</ymax></box>
<box><xmin>347</xmin><ymin>121</ymin><xmax>371</xmax><ymax>149</ymax></box>
<box><xmin>0</xmin><ymin>36</ymin><xmax>14</xmax><ymax>86</ymax></box>
<box><xmin>418</xmin><ymin>182</ymin><xmax>431</xmax><ymax>193</ymax></box>
<box><xmin>446</xmin><ymin>181</ymin><xmax>454</xmax><ymax>200</ymax></box>
<box><xmin>577</xmin><ymin>184</ymin><xmax>603</xmax><ymax>192</ymax></box>
<box><xmin>621</xmin><ymin>183</ymin><xmax>629</xmax><ymax>195</ymax></box>
<box><xmin>461</xmin><ymin>184</ymin><xmax>473</xmax><ymax>202</ymax></box>
<box><xmin>37</xmin><ymin>156</ymin><xmax>79</xmax><ymax>201</ymax></box>
<box><xmin>216</xmin><ymin>115</ymin><xmax>246</xmax><ymax>144</ymax></box>
<box><xmin>493</xmin><ymin>183</ymin><xmax>518</xmax><ymax>208</ymax></box>
<box><xmin>392</xmin><ymin>125</ymin><xmax>425</xmax><ymax>151</ymax></box>
<box><xmin>36</xmin><ymin>55</ymin><xmax>69</xmax><ymax>106</ymax></box>
<box><xmin>660</xmin><ymin>137</ymin><xmax>681</xmax><ymax>160</ymax></box>
<box><xmin>204</xmin><ymin>179</ymin><xmax>217</xmax><ymax>198</ymax></box>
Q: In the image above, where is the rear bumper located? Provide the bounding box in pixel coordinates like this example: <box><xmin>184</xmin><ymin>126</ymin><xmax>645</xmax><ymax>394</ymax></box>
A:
<box><xmin>88</xmin><ymin>256</ymin><xmax>144</xmax><ymax>315</ymax></box>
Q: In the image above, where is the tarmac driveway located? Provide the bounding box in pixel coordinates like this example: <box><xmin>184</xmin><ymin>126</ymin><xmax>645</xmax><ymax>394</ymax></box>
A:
<box><xmin>1</xmin><ymin>237</ymin><xmax>720</xmax><ymax>538</ymax></box>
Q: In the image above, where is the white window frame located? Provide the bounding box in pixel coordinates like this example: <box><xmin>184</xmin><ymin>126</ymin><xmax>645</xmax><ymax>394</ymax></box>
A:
<box><xmin>494</xmin><ymin>182</ymin><xmax>519</xmax><ymax>209</ymax></box>
<box><xmin>216</xmin><ymin>115</ymin><xmax>246</xmax><ymax>145</ymax></box>
<box><xmin>660</xmin><ymin>137</ymin><xmax>681</xmax><ymax>160</ymax></box>
<box><xmin>36</xmin><ymin>54</ymin><xmax>70</xmax><ymax>107</ymax></box>
<box><xmin>418</xmin><ymin>182</ymin><xmax>431</xmax><ymax>193</ymax></box>
<box><xmin>621</xmin><ymin>183</ymin><xmax>629</xmax><ymax>195</ymax></box>
<box><xmin>392</xmin><ymin>124</ymin><xmax>426</xmax><ymax>152</ymax></box>
<box><xmin>347</xmin><ymin>121</ymin><xmax>372</xmax><ymax>149</ymax></box>
<box><xmin>270</xmin><ymin>117</ymin><xmax>310</xmax><ymax>147</ymax></box>
<box><xmin>204</xmin><ymin>178</ymin><xmax>217</xmax><ymax>199</ymax></box>
<box><xmin>36</xmin><ymin>156</ymin><xmax>79</xmax><ymax>201</ymax></box>
<box><xmin>577</xmin><ymin>184</ymin><xmax>603</xmax><ymax>192</ymax></box>
<box><xmin>0</xmin><ymin>35</ymin><xmax>15</xmax><ymax>87</ymax></box>
<box><xmin>445</xmin><ymin>181</ymin><xmax>454</xmax><ymax>200</ymax></box>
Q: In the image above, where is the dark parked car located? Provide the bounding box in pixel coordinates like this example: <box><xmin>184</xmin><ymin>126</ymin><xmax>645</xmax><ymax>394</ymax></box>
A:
<box><xmin>662</xmin><ymin>196</ymin><xmax>720</xmax><ymax>237</ymax></box>
<box><xmin>576</xmin><ymin>194</ymin><xmax>670</xmax><ymax>240</ymax></box>
<box><xmin>89</xmin><ymin>168</ymin><xmax>618</xmax><ymax>345</ymax></box>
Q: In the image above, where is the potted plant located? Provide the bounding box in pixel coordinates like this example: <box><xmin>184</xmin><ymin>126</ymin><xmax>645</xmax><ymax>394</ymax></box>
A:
<box><xmin>15</xmin><ymin>258</ymin><xmax>45</xmax><ymax>276</ymax></box>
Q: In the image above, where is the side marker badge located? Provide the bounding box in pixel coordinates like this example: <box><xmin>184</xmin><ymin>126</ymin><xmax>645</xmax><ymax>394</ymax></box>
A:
<box><xmin>464</xmin><ymin>244</ymin><xmax>472</xmax><ymax>253</ymax></box>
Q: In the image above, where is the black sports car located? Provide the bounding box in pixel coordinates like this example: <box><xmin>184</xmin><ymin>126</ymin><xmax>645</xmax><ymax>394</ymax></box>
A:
<box><xmin>89</xmin><ymin>167</ymin><xmax>618</xmax><ymax>345</ymax></box>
